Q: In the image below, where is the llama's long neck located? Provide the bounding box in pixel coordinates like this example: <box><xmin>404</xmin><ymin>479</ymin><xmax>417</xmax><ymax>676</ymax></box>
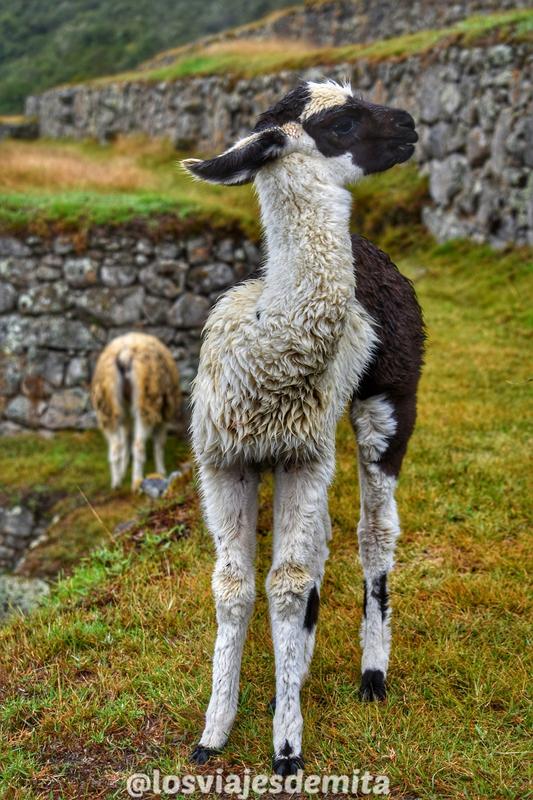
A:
<box><xmin>255</xmin><ymin>154</ymin><xmax>355</xmax><ymax>372</ymax></box>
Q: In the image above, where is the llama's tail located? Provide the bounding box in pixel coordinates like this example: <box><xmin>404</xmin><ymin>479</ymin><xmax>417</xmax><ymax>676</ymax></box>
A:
<box><xmin>115</xmin><ymin>345</ymin><xmax>135</xmax><ymax>415</ymax></box>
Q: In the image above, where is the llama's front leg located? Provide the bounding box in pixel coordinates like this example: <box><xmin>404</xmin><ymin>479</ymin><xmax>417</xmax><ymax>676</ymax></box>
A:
<box><xmin>267</xmin><ymin>459</ymin><xmax>332</xmax><ymax>775</ymax></box>
<box><xmin>268</xmin><ymin>506</ymin><xmax>330</xmax><ymax>714</ymax></box>
<box><xmin>191</xmin><ymin>464</ymin><xmax>259</xmax><ymax>764</ymax></box>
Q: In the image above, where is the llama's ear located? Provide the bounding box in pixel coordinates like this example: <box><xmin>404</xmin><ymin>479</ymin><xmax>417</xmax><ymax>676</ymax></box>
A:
<box><xmin>181</xmin><ymin>128</ymin><xmax>287</xmax><ymax>185</ymax></box>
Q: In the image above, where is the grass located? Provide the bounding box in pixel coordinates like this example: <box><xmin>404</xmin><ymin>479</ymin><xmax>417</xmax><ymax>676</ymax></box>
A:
<box><xmin>0</xmin><ymin>137</ymin><xmax>261</xmax><ymax>235</ymax></box>
<box><xmin>0</xmin><ymin>430</ymin><xmax>189</xmax><ymax>578</ymax></box>
<box><xmin>0</xmin><ymin>137</ymin><xmax>429</xmax><ymax>242</ymax></box>
<box><xmin>0</xmin><ymin>237</ymin><xmax>531</xmax><ymax>798</ymax></box>
<box><xmin>0</xmin><ymin>114</ymin><xmax>33</xmax><ymax>125</ymax></box>
<box><xmin>100</xmin><ymin>9</ymin><xmax>533</xmax><ymax>85</ymax></box>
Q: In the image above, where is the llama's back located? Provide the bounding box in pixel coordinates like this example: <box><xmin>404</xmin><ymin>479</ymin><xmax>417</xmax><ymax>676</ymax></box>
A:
<box><xmin>91</xmin><ymin>332</ymin><xmax>180</xmax><ymax>432</ymax></box>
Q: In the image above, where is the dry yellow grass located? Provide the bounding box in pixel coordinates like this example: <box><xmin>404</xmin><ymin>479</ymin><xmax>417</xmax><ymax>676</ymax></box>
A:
<box><xmin>0</xmin><ymin>136</ymin><xmax>263</xmax><ymax>233</ymax></box>
<box><xmin>139</xmin><ymin>31</ymin><xmax>311</xmax><ymax>71</ymax></box>
<box><xmin>202</xmin><ymin>37</ymin><xmax>315</xmax><ymax>57</ymax></box>
<box><xmin>0</xmin><ymin>114</ymin><xmax>32</xmax><ymax>125</ymax></box>
<box><xmin>0</xmin><ymin>139</ymin><xmax>157</xmax><ymax>193</ymax></box>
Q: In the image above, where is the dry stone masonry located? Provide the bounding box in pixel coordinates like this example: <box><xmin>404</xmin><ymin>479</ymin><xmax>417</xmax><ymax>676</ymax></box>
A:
<box><xmin>27</xmin><ymin>40</ymin><xmax>533</xmax><ymax>247</ymax></box>
<box><xmin>0</xmin><ymin>495</ymin><xmax>54</xmax><ymax>573</ymax></box>
<box><xmin>201</xmin><ymin>0</ymin><xmax>531</xmax><ymax>49</ymax></box>
<box><xmin>0</xmin><ymin>504</ymin><xmax>39</xmax><ymax>571</ymax></box>
<box><xmin>0</xmin><ymin>229</ymin><xmax>261</xmax><ymax>434</ymax></box>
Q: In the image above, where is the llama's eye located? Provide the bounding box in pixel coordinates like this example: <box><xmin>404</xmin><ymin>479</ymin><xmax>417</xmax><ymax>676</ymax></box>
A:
<box><xmin>332</xmin><ymin>118</ymin><xmax>355</xmax><ymax>136</ymax></box>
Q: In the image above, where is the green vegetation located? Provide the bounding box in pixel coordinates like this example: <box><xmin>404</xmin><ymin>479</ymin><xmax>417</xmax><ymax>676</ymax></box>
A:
<box><xmin>0</xmin><ymin>430</ymin><xmax>189</xmax><ymax>579</ymax></box>
<box><xmin>0</xmin><ymin>234</ymin><xmax>531</xmax><ymax>798</ymax></box>
<box><xmin>0</xmin><ymin>137</ymin><xmax>429</xmax><ymax>243</ymax></box>
<box><xmin>0</xmin><ymin>136</ymin><xmax>423</xmax><ymax>240</ymax></box>
<box><xmin>2</xmin><ymin>1</ymin><xmax>530</xmax><ymax>114</ymax></box>
<box><xmin>118</xmin><ymin>9</ymin><xmax>532</xmax><ymax>84</ymax></box>
<box><xmin>0</xmin><ymin>138</ymin><xmax>261</xmax><ymax>235</ymax></box>
<box><xmin>0</xmin><ymin>0</ymin><xmax>295</xmax><ymax>114</ymax></box>
<box><xmin>0</xmin><ymin>191</ymin><xmax>184</xmax><ymax>229</ymax></box>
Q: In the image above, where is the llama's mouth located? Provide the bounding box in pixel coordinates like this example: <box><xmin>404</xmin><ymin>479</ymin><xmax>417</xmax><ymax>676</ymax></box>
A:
<box><xmin>394</xmin><ymin>142</ymin><xmax>416</xmax><ymax>163</ymax></box>
<box><xmin>391</xmin><ymin>130</ymin><xmax>418</xmax><ymax>145</ymax></box>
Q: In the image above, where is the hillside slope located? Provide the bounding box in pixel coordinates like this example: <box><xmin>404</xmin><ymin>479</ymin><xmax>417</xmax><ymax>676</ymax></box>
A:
<box><xmin>0</xmin><ymin>0</ymin><xmax>295</xmax><ymax>113</ymax></box>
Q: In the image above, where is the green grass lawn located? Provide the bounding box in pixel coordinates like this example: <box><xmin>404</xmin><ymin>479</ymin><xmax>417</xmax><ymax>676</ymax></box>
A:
<box><xmin>0</xmin><ymin>237</ymin><xmax>531</xmax><ymax>798</ymax></box>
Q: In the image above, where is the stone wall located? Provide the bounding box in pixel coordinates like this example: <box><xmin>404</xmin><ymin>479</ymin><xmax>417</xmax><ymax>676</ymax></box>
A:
<box><xmin>0</xmin><ymin>116</ymin><xmax>38</xmax><ymax>142</ymax></box>
<box><xmin>27</xmin><ymin>41</ymin><xmax>533</xmax><ymax>247</ymax></box>
<box><xmin>181</xmin><ymin>0</ymin><xmax>532</xmax><ymax>50</ymax></box>
<box><xmin>0</xmin><ymin>227</ymin><xmax>261</xmax><ymax>434</ymax></box>
<box><xmin>0</xmin><ymin>503</ymin><xmax>46</xmax><ymax>571</ymax></box>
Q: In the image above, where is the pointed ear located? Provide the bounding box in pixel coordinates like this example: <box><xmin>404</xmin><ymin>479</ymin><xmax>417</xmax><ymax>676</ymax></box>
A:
<box><xmin>181</xmin><ymin>128</ymin><xmax>287</xmax><ymax>185</ymax></box>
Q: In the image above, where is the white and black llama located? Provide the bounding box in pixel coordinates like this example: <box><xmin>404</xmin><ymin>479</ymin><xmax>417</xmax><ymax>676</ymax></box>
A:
<box><xmin>183</xmin><ymin>80</ymin><xmax>425</xmax><ymax>775</ymax></box>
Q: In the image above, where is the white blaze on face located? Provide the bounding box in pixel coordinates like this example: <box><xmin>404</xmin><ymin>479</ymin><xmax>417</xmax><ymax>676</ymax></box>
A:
<box><xmin>301</xmin><ymin>80</ymin><xmax>353</xmax><ymax>121</ymax></box>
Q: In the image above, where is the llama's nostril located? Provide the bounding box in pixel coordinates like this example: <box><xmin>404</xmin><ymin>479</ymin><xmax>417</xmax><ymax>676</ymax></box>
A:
<box><xmin>397</xmin><ymin>112</ymin><xmax>416</xmax><ymax>130</ymax></box>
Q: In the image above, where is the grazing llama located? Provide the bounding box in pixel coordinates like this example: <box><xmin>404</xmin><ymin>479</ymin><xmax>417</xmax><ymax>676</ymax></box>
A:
<box><xmin>91</xmin><ymin>332</ymin><xmax>180</xmax><ymax>489</ymax></box>
<box><xmin>183</xmin><ymin>80</ymin><xmax>425</xmax><ymax>774</ymax></box>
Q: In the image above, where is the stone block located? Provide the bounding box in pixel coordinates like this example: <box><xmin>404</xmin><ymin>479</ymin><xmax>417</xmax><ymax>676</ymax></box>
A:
<box><xmin>167</xmin><ymin>293</ymin><xmax>210</xmax><ymax>329</ymax></box>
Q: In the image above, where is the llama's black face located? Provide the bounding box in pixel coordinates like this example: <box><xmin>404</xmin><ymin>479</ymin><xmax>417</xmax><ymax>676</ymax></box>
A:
<box><xmin>298</xmin><ymin>97</ymin><xmax>418</xmax><ymax>175</ymax></box>
<box><xmin>182</xmin><ymin>80</ymin><xmax>417</xmax><ymax>185</ymax></box>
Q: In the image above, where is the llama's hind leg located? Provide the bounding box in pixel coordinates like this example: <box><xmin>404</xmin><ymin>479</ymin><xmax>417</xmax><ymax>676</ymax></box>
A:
<box><xmin>153</xmin><ymin>424</ymin><xmax>167</xmax><ymax>476</ymax></box>
<box><xmin>191</xmin><ymin>463</ymin><xmax>260</xmax><ymax>764</ymax></box>
<box><xmin>132</xmin><ymin>414</ymin><xmax>151</xmax><ymax>489</ymax></box>
<box><xmin>267</xmin><ymin>458</ymin><xmax>332</xmax><ymax>775</ymax></box>
<box><xmin>117</xmin><ymin>424</ymin><xmax>129</xmax><ymax>484</ymax></box>
<box><xmin>105</xmin><ymin>425</ymin><xmax>128</xmax><ymax>489</ymax></box>
<box><xmin>351</xmin><ymin>393</ymin><xmax>416</xmax><ymax>701</ymax></box>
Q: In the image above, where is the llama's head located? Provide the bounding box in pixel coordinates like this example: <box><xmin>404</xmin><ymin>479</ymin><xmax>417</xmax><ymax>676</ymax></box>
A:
<box><xmin>182</xmin><ymin>80</ymin><xmax>417</xmax><ymax>187</ymax></box>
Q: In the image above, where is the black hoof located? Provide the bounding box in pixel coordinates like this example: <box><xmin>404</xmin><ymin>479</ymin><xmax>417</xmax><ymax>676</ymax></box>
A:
<box><xmin>268</xmin><ymin>695</ymin><xmax>276</xmax><ymax>714</ymax></box>
<box><xmin>359</xmin><ymin>669</ymin><xmax>387</xmax><ymax>702</ymax></box>
<box><xmin>190</xmin><ymin>744</ymin><xmax>221</xmax><ymax>765</ymax></box>
<box><xmin>272</xmin><ymin>754</ymin><xmax>304</xmax><ymax>776</ymax></box>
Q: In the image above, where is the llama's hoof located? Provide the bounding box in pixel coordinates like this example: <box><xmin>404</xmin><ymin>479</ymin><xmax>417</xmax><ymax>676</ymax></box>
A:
<box><xmin>268</xmin><ymin>695</ymin><xmax>276</xmax><ymax>714</ymax></box>
<box><xmin>359</xmin><ymin>669</ymin><xmax>387</xmax><ymax>701</ymax></box>
<box><xmin>190</xmin><ymin>744</ymin><xmax>220</xmax><ymax>765</ymax></box>
<box><xmin>140</xmin><ymin>475</ymin><xmax>169</xmax><ymax>498</ymax></box>
<box><xmin>272</xmin><ymin>754</ymin><xmax>304</xmax><ymax>776</ymax></box>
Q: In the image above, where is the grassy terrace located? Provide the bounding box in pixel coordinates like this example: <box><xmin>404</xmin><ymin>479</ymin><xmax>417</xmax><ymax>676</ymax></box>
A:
<box><xmin>0</xmin><ymin>138</ymin><xmax>261</xmax><ymax>236</ymax></box>
<box><xmin>97</xmin><ymin>9</ymin><xmax>532</xmax><ymax>85</ymax></box>
<box><xmin>0</xmin><ymin>137</ymin><xmax>428</xmax><ymax>245</ymax></box>
<box><xmin>0</xmin><ymin>233</ymin><xmax>531</xmax><ymax>798</ymax></box>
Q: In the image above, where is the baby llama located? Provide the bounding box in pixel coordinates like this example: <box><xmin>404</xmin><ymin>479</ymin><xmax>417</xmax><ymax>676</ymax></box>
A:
<box><xmin>183</xmin><ymin>80</ymin><xmax>425</xmax><ymax>774</ymax></box>
<box><xmin>91</xmin><ymin>332</ymin><xmax>180</xmax><ymax>489</ymax></box>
